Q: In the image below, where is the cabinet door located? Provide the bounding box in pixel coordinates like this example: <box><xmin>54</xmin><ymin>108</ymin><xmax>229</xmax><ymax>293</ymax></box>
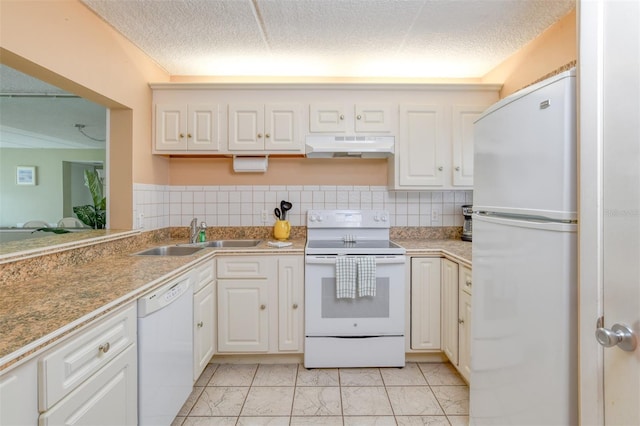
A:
<box><xmin>355</xmin><ymin>104</ymin><xmax>393</xmax><ymax>132</ymax></box>
<box><xmin>309</xmin><ymin>103</ymin><xmax>347</xmax><ymax>132</ymax></box>
<box><xmin>187</xmin><ymin>104</ymin><xmax>219</xmax><ymax>151</ymax></box>
<box><xmin>458</xmin><ymin>290</ymin><xmax>472</xmax><ymax>382</ymax></box>
<box><xmin>265</xmin><ymin>104</ymin><xmax>302</xmax><ymax>151</ymax></box>
<box><xmin>277</xmin><ymin>256</ymin><xmax>304</xmax><ymax>352</ymax></box>
<box><xmin>452</xmin><ymin>105</ymin><xmax>485</xmax><ymax>187</ymax></box>
<box><xmin>155</xmin><ymin>104</ymin><xmax>187</xmax><ymax>151</ymax></box>
<box><xmin>39</xmin><ymin>345</ymin><xmax>137</xmax><ymax>426</ymax></box>
<box><xmin>217</xmin><ymin>279</ymin><xmax>269</xmax><ymax>352</ymax></box>
<box><xmin>441</xmin><ymin>259</ymin><xmax>459</xmax><ymax>364</ymax></box>
<box><xmin>228</xmin><ymin>104</ymin><xmax>264</xmax><ymax>150</ymax></box>
<box><xmin>193</xmin><ymin>281</ymin><xmax>215</xmax><ymax>381</ymax></box>
<box><xmin>410</xmin><ymin>258</ymin><xmax>441</xmax><ymax>350</ymax></box>
<box><xmin>0</xmin><ymin>360</ymin><xmax>38</xmax><ymax>426</ymax></box>
<box><xmin>399</xmin><ymin>105</ymin><xmax>445</xmax><ymax>187</ymax></box>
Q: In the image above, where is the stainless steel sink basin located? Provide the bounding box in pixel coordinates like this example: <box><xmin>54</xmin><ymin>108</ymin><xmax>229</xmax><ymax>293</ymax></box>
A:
<box><xmin>203</xmin><ymin>239</ymin><xmax>262</xmax><ymax>248</ymax></box>
<box><xmin>134</xmin><ymin>246</ymin><xmax>204</xmax><ymax>256</ymax></box>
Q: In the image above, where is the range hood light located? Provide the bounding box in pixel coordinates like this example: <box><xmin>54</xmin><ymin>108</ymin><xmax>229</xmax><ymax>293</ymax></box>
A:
<box><xmin>305</xmin><ymin>135</ymin><xmax>395</xmax><ymax>158</ymax></box>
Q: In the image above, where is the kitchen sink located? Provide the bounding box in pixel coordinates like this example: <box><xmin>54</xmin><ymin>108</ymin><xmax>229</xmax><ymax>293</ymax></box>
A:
<box><xmin>202</xmin><ymin>239</ymin><xmax>262</xmax><ymax>248</ymax></box>
<box><xmin>134</xmin><ymin>246</ymin><xmax>204</xmax><ymax>256</ymax></box>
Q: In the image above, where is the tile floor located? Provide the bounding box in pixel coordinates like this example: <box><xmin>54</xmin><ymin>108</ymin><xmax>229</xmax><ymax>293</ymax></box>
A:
<box><xmin>173</xmin><ymin>362</ymin><xmax>469</xmax><ymax>426</ymax></box>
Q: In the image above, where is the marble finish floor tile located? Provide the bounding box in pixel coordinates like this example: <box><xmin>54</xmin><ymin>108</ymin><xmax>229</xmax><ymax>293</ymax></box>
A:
<box><xmin>339</xmin><ymin>367</ymin><xmax>384</xmax><ymax>386</ymax></box>
<box><xmin>386</xmin><ymin>386</ymin><xmax>444</xmax><ymax>416</ymax></box>
<box><xmin>341</xmin><ymin>386</ymin><xmax>393</xmax><ymax>416</ymax></box>
<box><xmin>296</xmin><ymin>365</ymin><xmax>340</xmax><ymax>386</ymax></box>
<box><xmin>292</xmin><ymin>386</ymin><xmax>342</xmax><ymax>416</ymax></box>
<box><xmin>176</xmin><ymin>362</ymin><xmax>470</xmax><ymax>425</ymax></box>
<box><xmin>252</xmin><ymin>363</ymin><xmax>298</xmax><ymax>386</ymax></box>
<box><xmin>380</xmin><ymin>362</ymin><xmax>428</xmax><ymax>386</ymax></box>
<box><xmin>430</xmin><ymin>385</ymin><xmax>470</xmax><ymax>415</ymax></box>
<box><xmin>418</xmin><ymin>362</ymin><xmax>466</xmax><ymax>386</ymax></box>
<box><xmin>209</xmin><ymin>363</ymin><xmax>258</xmax><ymax>386</ymax></box>
<box><xmin>189</xmin><ymin>386</ymin><xmax>249</xmax><ymax>417</ymax></box>
<box><xmin>241</xmin><ymin>386</ymin><xmax>295</xmax><ymax>416</ymax></box>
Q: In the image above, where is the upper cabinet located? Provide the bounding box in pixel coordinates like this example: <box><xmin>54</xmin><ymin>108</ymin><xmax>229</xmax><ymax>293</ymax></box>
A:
<box><xmin>155</xmin><ymin>104</ymin><xmax>220</xmax><ymax>153</ymax></box>
<box><xmin>309</xmin><ymin>103</ymin><xmax>393</xmax><ymax>133</ymax></box>
<box><xmin>229</xmin><ymin>103</ymin><xmax>302</xmax><ymax>152</ymax></box>
<box><xmin>389</xmin><ymin>89</ymin><xmax>498</xmax><ymax>190</ymax></box>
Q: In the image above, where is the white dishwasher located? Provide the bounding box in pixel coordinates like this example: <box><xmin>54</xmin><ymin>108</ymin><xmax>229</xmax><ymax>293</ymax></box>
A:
<box><xmin>138</xmin><ymin>274</ymin><xmax>193</xmax><ymax>426</ymax></box>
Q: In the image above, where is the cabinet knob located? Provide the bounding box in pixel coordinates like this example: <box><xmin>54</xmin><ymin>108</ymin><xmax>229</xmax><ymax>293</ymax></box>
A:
<box><xmin>356</xmin><ymin>114</ymin><xmax>362</xmax><ymax>120</ymax></box>
<box><xmin>455</xmin><ymin>166</ymin><xmax>461</xmax><ymax>171</ymax></box>
<box><xmin>257</xmin><ymin>133</ymin><xmax>263</xmax><ymax>138</ymax></box>
<box><xmin>466</xmin><ymin>278</ymin><xmax>472</xmax><ymax>287</ymax></box>
<box><xmin>260</xmin><ymin>304</ymin><xmax>266</xmax><ymax>310</ymax></box>
<box><xmin>187</xmin><ymin>133</ymin><xmax>192</xmax><ymax>138</ymax></box>
<box><xmin>265</xmin><ymin>133</ymin><xmax>270</xmax><ymax>138</ymax></box>
<box><xmin>197</xmin><ymin>321</ymin><xmax>204</xmax><ymax>328</ymax></box>
<box><xmin>98</xmin><ymin>342</ymin><xmax>110</xmax><ymax>354</ymax></box>
<box><xmin>339</xmin><ymin>114</ymin><xmax>344</xmax><ymax>120</ymax></box>
<box><xmin>438</xmin><ymin>166</ymin><xmax>444</xmax><ymax>171</ymax></box>
<box><xmin>458</xmin><ymin>319</ymin><xmax>465</xmax><ymax>324</ymax></box>
<box><xmin>179</xmin><ymin>133</ymin><xmax>184</xmax><ymax>139</ymax></box>
<box><xmin>293</xmin><ymin>303</ymin><xmax>298</xmax><ymax>309</ymax></box>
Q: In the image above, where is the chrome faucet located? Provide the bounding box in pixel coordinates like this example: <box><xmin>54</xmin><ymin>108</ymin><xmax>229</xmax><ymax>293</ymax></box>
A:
<box><xmin>189</xmin><ymin>217</ymin><xmax>198</xmax><ymax>243</ymax></box>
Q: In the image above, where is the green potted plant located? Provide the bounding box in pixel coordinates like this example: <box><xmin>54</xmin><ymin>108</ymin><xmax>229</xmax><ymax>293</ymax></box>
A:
<box><xmin>73</xmin><ymin>169</ymin><xmax>106</xmax><ymax>229</ymax></box>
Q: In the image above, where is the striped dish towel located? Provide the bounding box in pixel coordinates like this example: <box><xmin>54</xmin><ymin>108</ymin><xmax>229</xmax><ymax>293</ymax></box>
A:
<box><xmin>336</xmin><ymin>256</ymin><xmax>357</xmax><ymax>299</ymax></box>
<box><xmin>357</xmin><ymin>256</ymin><xmax>377</xmax><ymax>297</ymax></box>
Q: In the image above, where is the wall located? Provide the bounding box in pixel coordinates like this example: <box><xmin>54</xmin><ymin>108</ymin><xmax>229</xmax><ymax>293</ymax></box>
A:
<box><xmin>482</xmin><ymin>8</ymin><xmax>577</xmax><ymax>98</ymax></box>
<box><xmin>0</xmin><ymin>0</ymin><xmax>170</xmax><ymax>229</ymax></box>
<box><xmin>0</xmin><ymin>148</ymin><xmax>105</xmax><ymax>226</ymax></box>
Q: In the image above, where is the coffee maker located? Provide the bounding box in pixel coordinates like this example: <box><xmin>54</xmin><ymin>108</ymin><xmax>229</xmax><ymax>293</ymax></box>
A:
<box><xmin>462</xmin><ymin>205</ymin><xmax>473</xmax><ymax>241</ymax></box>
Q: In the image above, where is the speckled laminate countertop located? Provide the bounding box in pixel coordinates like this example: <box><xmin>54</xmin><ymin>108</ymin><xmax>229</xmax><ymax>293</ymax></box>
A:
<box><xmin>0</xmin><ymin>238</ymin><xmax>306</xmax><ymax>370</ymax></box>
<box><xmin>0</xmin><ymin>236</ymin><xmax>470</xmax><ymax>372</ymax></box>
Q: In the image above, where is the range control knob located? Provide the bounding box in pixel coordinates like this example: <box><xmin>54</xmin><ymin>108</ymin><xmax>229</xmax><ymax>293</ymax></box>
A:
<box><xmin>380</xmin><ymin>214</ymin><xmax>388</xmax><ymax>222</ymax></box>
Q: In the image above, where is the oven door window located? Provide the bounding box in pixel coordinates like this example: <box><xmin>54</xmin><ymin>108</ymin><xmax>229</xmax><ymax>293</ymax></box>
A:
<box><xmin>321</xmin><ymin>277</ymin><xmax>390</xmax><ymax>318</ymax></box>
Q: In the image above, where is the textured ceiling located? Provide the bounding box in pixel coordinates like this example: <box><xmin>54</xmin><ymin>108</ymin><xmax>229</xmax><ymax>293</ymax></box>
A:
<box><xmin>81</xmin><ymin>0</ymin><xmax>576</xmax><ymax>78</ymax></box>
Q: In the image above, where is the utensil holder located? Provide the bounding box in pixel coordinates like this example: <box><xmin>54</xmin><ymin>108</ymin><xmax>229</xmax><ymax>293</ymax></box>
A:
<box><xmin>273</xmin><ymin>220</ymin><xmax>291</xmax><ymax>241</ymax></box>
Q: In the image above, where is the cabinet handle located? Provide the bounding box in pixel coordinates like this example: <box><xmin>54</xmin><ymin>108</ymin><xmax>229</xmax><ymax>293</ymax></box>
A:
<box><xmin>257</xmin><ymin>133</ymin><xmax>263</xmax><ymax>138</ymax></box>
<box><xmin>466</xmin><ymin>278</ymin><xmax>472</xmax><ymax>287</ymax></box>
<box><xmin>187</xmin><ymin>133</ymin><xmax>192</xmax><ymax>138</ymax></box>
<box><xmin>98</xmin><ymin>342</ymin><xmax>110</xmax><ymax>354</ymax></box>
<box><xmin>265</xmin><ymin>133</ymin><xmax>270</xmax><ymax>138</ymax></box>
<box><xmin>260</xmin><ymin>304</ymin><xmax>266</xmax><ymax>310</ymax></box>
<box><xmin>356</xmin><ymin>114</ymin><xmax>362</xmax><ymax>120</ymax></box>
<box><xmin>179</xmin><ymin>133</ymin><xmax>184</xmax><ymax>139</ymax></box>
<box><xmin>293</xmin><ymin>303</ymin><xmax>298</xmax><ymax>309</ymax></box>
<box><xmin>339</xmin><ymin>114</ymin><xmax>344</xmax><ymax>120</ymax></box>
<box><xmin>455</xmin><ymin>166</ymin><xmax>461</xmax><ymax>171</ymax></box>
<box><xmin>438</xmin><ymin>166</ymin><xmax>444</xmax><ymax>171</ymax></box>
<box><xmin>197</xmin><ymin>321</ymin><xmax>204</xmax><ymax>328</ymax></box>
<box><xmin>458</xmin><ymin>319</ymin><xmax>464</xmax><ymax>325</ymax></box>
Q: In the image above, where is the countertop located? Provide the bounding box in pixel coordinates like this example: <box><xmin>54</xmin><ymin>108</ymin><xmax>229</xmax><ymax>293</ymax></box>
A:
<box><xmin>0</xmin><ymin>237</ymin><xmax>470</xmax><ymax>371</ymax></box>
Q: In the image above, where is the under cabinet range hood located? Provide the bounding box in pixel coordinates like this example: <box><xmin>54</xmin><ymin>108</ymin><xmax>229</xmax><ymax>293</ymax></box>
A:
<box><xmin>305</xmin><ymin>135</ymin><xmax>395</xmax><ymax>158</ymax></box>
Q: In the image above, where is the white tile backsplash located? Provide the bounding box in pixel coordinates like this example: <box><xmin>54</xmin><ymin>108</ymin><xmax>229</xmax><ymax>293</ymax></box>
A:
<box><xmin>133</xmin><ymin>183</ymin><xmax>472</xmax><ymax>230</ymax></box>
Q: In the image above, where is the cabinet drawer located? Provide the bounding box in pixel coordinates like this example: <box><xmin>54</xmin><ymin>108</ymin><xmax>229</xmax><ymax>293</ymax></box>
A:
<box><xmin>193</xmin><ymin>259</ymin><xmax>215</xmax><ymax>292</ymax></box>
<box><xmin>459</xmin><ymin>265</ymin><xmax>473</xmax><ymax>296</ymax></box>
<box><xmin>38</xmin><ymin>303</ymin><xmax>137</xmax><ymax>411</ymax></box>
<box><xmin>217</xmin><ymin>257</ymin><xmax>269</xmax><ymax>279</ymax></box>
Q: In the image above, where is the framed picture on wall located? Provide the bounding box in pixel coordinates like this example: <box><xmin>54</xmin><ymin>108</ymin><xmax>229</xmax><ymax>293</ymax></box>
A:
<box><xmin>16</xmin><ymin>166</ymin><xmax>36</xmax><ymax>185</ymax></box>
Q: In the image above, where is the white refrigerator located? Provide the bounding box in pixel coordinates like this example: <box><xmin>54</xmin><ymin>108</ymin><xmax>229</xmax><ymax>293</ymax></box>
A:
<box><xmin>470</xmin><ymin>69</ymin><xmax>578</xmax><ymax>425</ymax></box>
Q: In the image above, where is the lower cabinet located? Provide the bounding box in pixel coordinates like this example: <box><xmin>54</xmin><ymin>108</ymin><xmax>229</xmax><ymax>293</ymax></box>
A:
<box><xmin>0</xmin><ymin>358</ymin><xmax>38</xmax><ymax>425</ymax></box>
<box><xmin>410</xmin><ymin>256</ymin><xmax>472</xmax><ymax>383</ymax></box>
<box><xmin>216</xmin><ymin>255</ymin><xmax>303</xmax><ymax>354</ymax></box>
<box><xmin>36</xmin><ymin>302</ymin><xmax>138</xmax><ymax>425</ymax></box>
<box><xmin>193</xmin><ymin>260</ymin><xmax>216</xmax><ymax>381</ymax></box>
<box><xmin>457</xmin><ymin>264</ymin><xmax>473</xmax><ymax>382</ymax></box>
<box><xmin>410</xmin><ymin>257</ymin><xmax>441</xmax><ymax>350</ymax></box>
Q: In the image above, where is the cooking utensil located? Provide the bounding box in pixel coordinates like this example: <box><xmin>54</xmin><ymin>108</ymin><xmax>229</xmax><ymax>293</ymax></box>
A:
<box><xmin>274</xmin><ymin>208</ymin><xmax>282</xmax><ymax>219</ymax></box>
<box><xmin>280</xmin><ymin>200</ymin><xmax>292</xmax><ymax>220</ymax></box>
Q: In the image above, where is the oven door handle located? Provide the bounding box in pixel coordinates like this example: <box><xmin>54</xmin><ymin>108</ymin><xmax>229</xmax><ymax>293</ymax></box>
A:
<box><xmin>305</xmin><ymin>255</ymin><xmax>406</xmax><ymax>265</ymax></box>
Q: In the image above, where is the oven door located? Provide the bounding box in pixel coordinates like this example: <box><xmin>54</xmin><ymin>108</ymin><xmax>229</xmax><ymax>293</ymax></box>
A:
<box><xmin>305</xmin><ymin>255</ymin><xmax>406</xmax><ymax>336</ymax></box>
